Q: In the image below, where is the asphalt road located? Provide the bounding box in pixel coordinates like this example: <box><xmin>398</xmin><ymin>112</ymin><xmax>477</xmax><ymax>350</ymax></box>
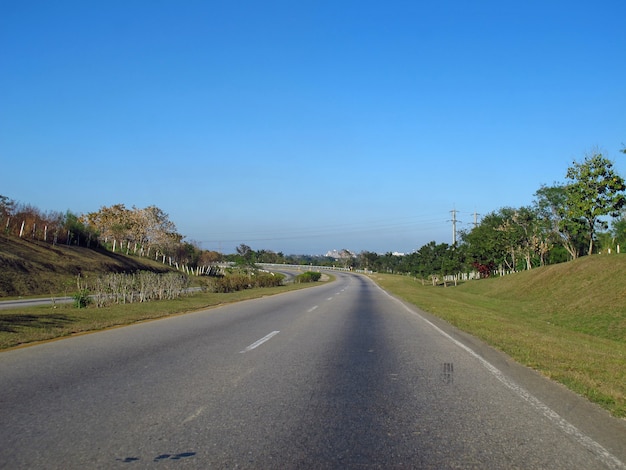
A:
<box><xmin>1</xmin><ymin>272</ymin><xmax>625</xmax><ymax>469</ymax></box>
<box><xmin>0</xmin><ymin>288</ymin><xmax>203</xmax><ymax>310</ymax></box>
<box><xmin>0</xmin><ymin>296</ymin><xmax>74</xmax><ymax>309</ymax></box>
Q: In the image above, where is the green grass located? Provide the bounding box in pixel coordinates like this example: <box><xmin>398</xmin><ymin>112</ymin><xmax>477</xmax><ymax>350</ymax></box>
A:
<box><xmin>370</xmin><ymin>254</ymin><xmax>626</xmax><ymax>418</ymax></box>
<box><xmin>0</xmin><ymin>280</ymin><xmax>328</xmax><ymax>350</ymax></box>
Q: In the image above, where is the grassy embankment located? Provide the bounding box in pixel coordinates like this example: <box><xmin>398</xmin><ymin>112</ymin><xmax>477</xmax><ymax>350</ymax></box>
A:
<box><xmin>0</xmin><ymin>235</ymin><xmax>327</xmax><ymax>349</ymax></box>
<box><xmin>371</xmin><ymin>255</ymin><xmax>626</xmax><ymax>418</ymax></box>
<box><xmin>0</xmin><ymin>235</ymin><xmax>176</xmax><ymax>298</ymax></box>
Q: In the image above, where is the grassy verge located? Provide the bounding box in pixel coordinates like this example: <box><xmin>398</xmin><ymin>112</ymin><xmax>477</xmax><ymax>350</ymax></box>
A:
<box><xmin>370</xmin><ymin>256</ymin><xmax>626</xmax><ymax>418</ymax></box>
<box><xmin>0</xmin><ymin>279</ymin><xmax>330</xmax><ymax>351</ymax></box>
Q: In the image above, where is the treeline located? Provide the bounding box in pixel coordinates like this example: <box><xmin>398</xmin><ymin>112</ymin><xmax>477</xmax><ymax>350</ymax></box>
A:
<box><xmin>0</xmin><ymin>196</ymin><xmax>95</xmax><ymax>247</ymax></box>
<box><xmin>232</xmin><ymin>152</ymin><xmax>626</xmax><ymax>282</ymax></box>
<box><xmin>2</xmin><ymin>151</ymin><xmax>624</xmax><ymax>283</ymax></box>
<box><xmin>0</xmin><ymin>198</ymin><xmax>224</xmax><ymax>272</ymax></box>
<box><xmin>361</xmin><ymin>152</ymin><xmax>626</xmax><ymax>280</ymax></box>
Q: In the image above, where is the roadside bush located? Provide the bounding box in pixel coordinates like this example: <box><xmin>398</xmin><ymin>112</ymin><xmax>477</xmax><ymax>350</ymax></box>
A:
<box><xmin>295</xmin><ymin>271</ymin><xmax>322</xmax><ymax>283</ymax></box>
<box><xmin>72</xmin><ymin>289</ymin><xmax>91</xmax><ymax>308</ymax></box>
<box><xmin>209</xmin><ymin>274</ymin><xmax>250</xmax><ymax>293</ymax></box>
<box><xmin>254</xmin><ymin>273</ymin><xmax>284</xmax><ymax>288</ymax></box>
<box><xmin>208</xmin><ymin>271</ymin><xmax>285</xmax><ymax>293</ymax></box>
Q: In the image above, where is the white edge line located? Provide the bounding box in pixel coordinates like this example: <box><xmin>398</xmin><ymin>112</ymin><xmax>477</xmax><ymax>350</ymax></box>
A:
<box><xmin>240</xmin><ymin>331</ymin><xmax>280</xmax><ymax>354</ymax></box>
<box><xmin>378</xmin><ymin>287</ymin><xmax>625</xmax><ymax>470</ymax></box>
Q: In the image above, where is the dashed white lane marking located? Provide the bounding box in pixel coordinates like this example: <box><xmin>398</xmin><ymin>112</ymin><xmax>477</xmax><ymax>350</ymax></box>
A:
<box><xmin>182</xmin><ymin>406</ymin><xmax>206</xmax><ymax>424</ymax></box>
<box><xmin>307</xmin><ymin>306</ymin><xmax>318</xmax><ymax>312</ymax></box>
<box><xmin>239</xmin><ymin>331</ymin><xmax>280</xmax><ymax>354</ymax></box>
<box><xmin>327</xmin><ymin>297</ymin><xmax>333</xmax><ymax>301</ymax></box>
<box><xmin>377</xmin><ymin>286</ymin><xmax>625</xmax><ymax>470</ymax></box>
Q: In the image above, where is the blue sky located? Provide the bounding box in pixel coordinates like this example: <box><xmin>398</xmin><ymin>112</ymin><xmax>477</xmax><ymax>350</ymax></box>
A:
<box><xmin>2</xmin><ymin>1</ymin><xmax>625</xmax><ymax>254</ymax></box>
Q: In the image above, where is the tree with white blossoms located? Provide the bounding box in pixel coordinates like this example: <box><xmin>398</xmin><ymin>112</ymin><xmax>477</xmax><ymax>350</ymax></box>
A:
<box><xmin>83</xmin><ymin>204</ymin><xmax>181</xmax><ymax>257</ymax></box>
<box><xmin>136</xmin><ymin>205</ymin><xmax>181</xmax><ymax>257</ymax></box>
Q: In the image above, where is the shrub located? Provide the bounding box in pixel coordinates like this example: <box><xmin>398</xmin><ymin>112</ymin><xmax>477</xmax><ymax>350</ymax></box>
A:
<box><xmin>88</xmin><ymin>271</ymin><xmax>190</xmax><ymax>307</ymax></box>
<box><xmin>72</xmin><ymin>289</ymin><xmax>91</xmax><ymax>308</ymax></box>
<box><xmin>254</xmin><ymin>273</ymin><xmax>284</xmax><ymax>288</ymax></box>
<box><xmin>295</xmin><ymin>271</ymin><xmax>322</xmax><ymax>283</ymax></box>
<box><xmin>209</xmin><ymin>274</ymin><xmax>251</xmax><ymax>293</ymax></box>
<box><xmin>208</xmin><ymin>271</ymin><xmax>285</xmax><ymax>292</ymax></box>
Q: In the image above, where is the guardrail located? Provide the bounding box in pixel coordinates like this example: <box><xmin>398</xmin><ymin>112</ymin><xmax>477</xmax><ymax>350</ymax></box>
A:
<box><xmin>257</xmin><ymin>263</ymin><xmax>371</xmax><ymax>274</ymax></box>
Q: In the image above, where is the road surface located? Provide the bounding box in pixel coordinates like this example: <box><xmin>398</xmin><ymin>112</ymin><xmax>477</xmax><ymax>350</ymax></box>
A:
<box><xmin>0</xmin><ymin>288</ymin><xmax>202</xmax><ymax>310</ymax></box>
<box><xmin>0</xmin><ymin>296</ymin><xmax>74</xmax><ymax>309</ymax></box>
<box><xmin>1</xmin><ymin>272</ymin><xmax>625</xmax><ymax>469</ymax></box>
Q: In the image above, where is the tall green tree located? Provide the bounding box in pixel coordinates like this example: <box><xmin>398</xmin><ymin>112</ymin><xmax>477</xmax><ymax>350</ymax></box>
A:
<box><xmin>379</xmin><ymin>252</ymin><xmax>401</xmax><ymax>274</ymax></box>
<box><xmin>564</xmin><ymin>153</ymin><xmax>626</xmax><ymax>255</ymax></box>
<box><xmin>461</xmin><ymin>209</ymin><xmax>516</xmax><ymax>273</ymax></box>
<box><xmin>437</xmin><ymin>243</ymin><xmax>462</xmax><ymax>286</ymax></box>
<box><xmin>235</xmin><ymin>243</ymin><xmax>255</xmax><ymax>266</ymax></box>
<box><xmin>534</xmin><ymin>185</ymin><xmax>587</xmax><ymax>260</ymax></box>
<box><xmin>357</xmin><ymin>251</ymin><xmax>381</xmax><ymax>272</ymax></box>
<box><xmin>509</xmin><ymin>206</ymin><xmax>544</xmax><ymax>269</ymax></box>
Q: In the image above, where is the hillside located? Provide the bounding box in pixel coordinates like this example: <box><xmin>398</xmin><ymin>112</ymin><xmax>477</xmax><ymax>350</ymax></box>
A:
<box><xmin>0</xmin><ymin>235</ymin><xmax>175</xmax><ymax>297</ymax></box>
<box><xmin>454</xmin><ymin>254</ymin><xmax>626</xmax><ymax>342</ymax></box>
<box><xmin>373</xmin><ymin>255</ymin><xmax>626</xmax><ymax>416</ymax></box>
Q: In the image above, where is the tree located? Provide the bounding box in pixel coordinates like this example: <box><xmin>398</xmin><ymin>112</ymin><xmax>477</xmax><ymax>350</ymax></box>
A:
<box><xmin>235</xmin><ymin>244</ymin><xmax>255</xmax><ymax>266</ymax></box>
<box><xmin>564</xmin><ymin>153</ymin><xmax>626</xmax><ymax>255</ymax></box>
<box><xmin>415</xmin><ymin>242</ymin><xmax>435</xmax><ymax>282</ymax></box>
<box><xmin>135</xmin><ymin>205</ymin><xmax>180</xmax><ymax>256</ymax></box>
<box><xmin>83</xmin><ymin>204</ymin><xmax>181</xmax><ymax>257</ymax></box>
<box><xmin>255</xmin><ymin>249</ymin><xmax>283</xmax><ymax>264</ymax></box>
<box><xmin>83</xmin><ymin>204</ymin><xmax>132</xmax><ymax>250</ymax></box>
<box><xmin>0</xmin><ymin>194</ymin><xmax>15</xmax><ymax>220</ymax></box>
<box><xmin>437</xmin><ymin>243</ymin><xmax>461</xmax><ymax>286</ymax></box>
<box><xmin>357</xmin><ymin>251</ymin><xmax>380</xmax><ymax>272</ymax></box>
<box><xmin>379</xmin><ymin>252</ymin><xmax>401</xmax><ymax>274</ymax></box>
<box><xmin>534</xmin><ymin>185</ymin><xmax>587</xmax><ymax>260</ymax></box>
<box><xmin>199</xmin><ymin>250</ymin><xmax>223</xmax><ymax>265</ymax></box>
<box><xmin>0</xmin><ymin>195</ymin><xmax>15</xmax><ymax>234</ymax></box>
<box><xmin>461</xmin><ymin>209</ymin><xmax>514</xmax><ymax>274</ymax></box>
<box><xmin>338</xmin><ymin>249</ymin><xmax>355</xmax><ymax>269</ymax></box>
<box><xmin>64</xmin><ymin>211</ymin><xmax>98</xmax><ymax>247</ymax></box>
<box><xmin>509</xmin><ymin>206</ymin><xmax>542</xmax><ymax>270</ymax></box>
<box><xmin>612</xmin><ymin>208</ymin><xmax>626</xmax><ymax>249</ymax></box>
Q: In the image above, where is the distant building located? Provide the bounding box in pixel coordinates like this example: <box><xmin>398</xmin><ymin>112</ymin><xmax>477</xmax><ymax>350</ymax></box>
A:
<box><xmin>325</xmin><ymin>249</ymin><xmax>356</xmax><ymax>259</ymax></box>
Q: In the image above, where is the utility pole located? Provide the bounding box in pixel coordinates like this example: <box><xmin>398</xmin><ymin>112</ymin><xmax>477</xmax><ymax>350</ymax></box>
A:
<box><xmin>450</xmin><ymin>209</ymin><xmax>458</xmax><ymax>245</ymax></box>
<box><xmin>473</xmin><ymin>210</ymin><xmax>480</xmax><ymax>228</ymax></box>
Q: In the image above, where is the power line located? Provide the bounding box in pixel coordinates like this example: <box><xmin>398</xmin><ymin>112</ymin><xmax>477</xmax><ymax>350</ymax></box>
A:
<box><xmin>449</xmin><ymin>209</ymin><xmax>459</xmax><ymax>245</ymax></box>
<box><xmin>473</xmin><ymin>210</ymin><xmax>480</xmax><ymax>228</ymax></box>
